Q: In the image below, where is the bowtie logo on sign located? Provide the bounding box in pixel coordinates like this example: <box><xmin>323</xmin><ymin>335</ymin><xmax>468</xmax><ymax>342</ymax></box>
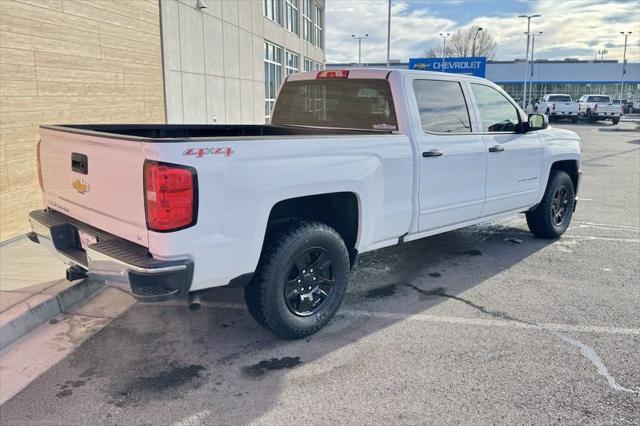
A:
<box><xmin>409</xmin><ymin>57</ymin><xmax>487</xmax><ymax>78</ymax></box>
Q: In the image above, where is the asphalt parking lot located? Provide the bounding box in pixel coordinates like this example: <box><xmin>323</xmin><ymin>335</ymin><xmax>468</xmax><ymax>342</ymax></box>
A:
<box><xmin>1</xmin><ymin>122</ymin><xmax>639</xmax><ymax>425</ymax></box>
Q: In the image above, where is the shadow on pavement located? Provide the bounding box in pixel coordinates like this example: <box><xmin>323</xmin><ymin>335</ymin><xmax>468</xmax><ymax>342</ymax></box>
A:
<box><xmin>0</xmin><ymin>220</ymin><xmax>554</xmax><ymax>424</ymax></box>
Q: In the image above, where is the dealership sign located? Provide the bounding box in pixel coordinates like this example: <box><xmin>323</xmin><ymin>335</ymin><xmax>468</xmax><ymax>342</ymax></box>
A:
<box><xmin>408</xmin><ymin>57</ymin><xmax>486</xmax><ymax>77</ymax></box>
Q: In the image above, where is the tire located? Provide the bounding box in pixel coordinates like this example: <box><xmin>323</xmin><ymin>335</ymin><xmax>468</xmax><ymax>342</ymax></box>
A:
<box><xmin>586</xmin><ymin>109</ymin><xmax>594</xmax><ymax>123</ymax></box>
<box><xmin>612</xmin><ymin>117</ymin><xmax>620</xmax><ymax>125</ymax></box>
<box><xmin>526</xmin><ymin>170</ymin><xmax>575</xmax><ymax>239</ymax></box>
<box><xmin>571</xmin><ymin>116</ymin><xmax>578</xmax><ymax>123</ymax></box>
<box><xmin>244</xmin><ymin>220</ymin><xmax>350</xmax><ymax>339</ymax></box>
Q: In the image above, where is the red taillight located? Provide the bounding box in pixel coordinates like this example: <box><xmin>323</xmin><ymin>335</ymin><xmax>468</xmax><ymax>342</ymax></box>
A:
<box><xmin>36</xmin><ymin>139</ymin><xmax>43</xmax><ymax>191</ymax></box>
<box><xmin>144</xmin><ymin>161</ymin><xmax>197</xmax><ymax>232</ymax></box>
<box><xmin>316</xmin><ymin>70</ymin><xmax>349</xmax><ymax>79</ymax></box>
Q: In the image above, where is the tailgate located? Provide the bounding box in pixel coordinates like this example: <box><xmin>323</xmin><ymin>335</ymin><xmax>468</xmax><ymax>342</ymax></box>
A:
<box><xmin>39</xmin><ymin>127</ymin><xmax>149</xmax><ymax>246</ymax></box>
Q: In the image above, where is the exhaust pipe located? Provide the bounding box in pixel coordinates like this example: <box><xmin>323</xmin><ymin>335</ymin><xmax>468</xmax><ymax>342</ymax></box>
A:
<box><xmin>188</xmin><ymin>292</ymin><xmax>202</xmax><ymax>311</ymax></box>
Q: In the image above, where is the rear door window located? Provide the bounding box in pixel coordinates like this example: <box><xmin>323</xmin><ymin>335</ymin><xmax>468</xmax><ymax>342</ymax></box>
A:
<box><xmin>271</xmin><ymin>79</ymin><xmax>398</xmax><ymax>131</ymax></box>
<box><xmin>413</xmin><ymin>80</ymin><xmax>471</xmax><ymax>133</ymax></box>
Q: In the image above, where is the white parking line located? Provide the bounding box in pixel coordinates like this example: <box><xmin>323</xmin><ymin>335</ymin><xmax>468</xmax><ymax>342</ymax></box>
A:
<box><xmin>168</xmin><ymin>301</ymin><xmax>640</xmax><ymax>336</ymax></box>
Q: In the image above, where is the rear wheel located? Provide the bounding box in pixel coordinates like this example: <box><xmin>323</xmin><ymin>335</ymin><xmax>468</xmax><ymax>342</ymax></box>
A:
<box><xmin>244</xmin><ymin>220</ymin><xmax>350</xmax><ymax>339</ymax></box>
<box><xmin>612</xmin><ymin>117</ymin><xmax>620</xmax><ymax>125</ymax></box>
<box><xmin>526</xmin><ymin>170</ymin><xmax>575</xmax><ymax>239</ymax></box>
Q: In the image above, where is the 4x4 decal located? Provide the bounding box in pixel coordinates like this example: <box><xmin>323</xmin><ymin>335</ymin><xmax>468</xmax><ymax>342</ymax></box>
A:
<box><xmin>183</xmin><ymin>147</ymin><xmax>234</xmax><ymax>158</ymax></box>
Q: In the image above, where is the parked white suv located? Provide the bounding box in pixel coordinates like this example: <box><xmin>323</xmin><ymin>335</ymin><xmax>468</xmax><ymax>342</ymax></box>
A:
<box><xmin>29</xmin><ymin>69</ymin><xmax>581</xmax><ymax>338</ymax></box>
<box><xmin>536</xmin><ymin>94</ymin><xmax>578</xmax><ymax>122</ymax></box>
<box><xmin>577</xmin><ymin>94</ymin><xmax>622</xmax><ymax>124</ymax></box>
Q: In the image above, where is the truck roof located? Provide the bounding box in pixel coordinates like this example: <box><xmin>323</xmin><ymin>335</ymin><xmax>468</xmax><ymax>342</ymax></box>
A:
<box><xmin>288</xmin><ymin>68</ymin><xmax>490</xmax><ymax>83</ymax></box>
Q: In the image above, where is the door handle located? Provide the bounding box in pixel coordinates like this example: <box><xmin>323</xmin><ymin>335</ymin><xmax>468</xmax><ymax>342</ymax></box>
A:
<box><xmin>488</xmin><ymin>145</ymin><xmax>505</xmax><ymax>153</ymax></box>
<box><xmin>422</xmin><ymin>149</ymin><xmax>443</xmax><ymax>158</ymax></box>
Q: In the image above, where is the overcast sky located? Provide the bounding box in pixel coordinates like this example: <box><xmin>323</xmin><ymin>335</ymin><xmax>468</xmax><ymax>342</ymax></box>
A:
<box><xmin>325</xmin><ymin>0</ymin><xmax>640</xmax><ymax>63</ymax></box>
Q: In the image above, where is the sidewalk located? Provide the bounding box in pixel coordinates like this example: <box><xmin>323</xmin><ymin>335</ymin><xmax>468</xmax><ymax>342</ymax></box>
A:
<box><xmin>0</xmin><ymin>238</ymin><xmax>102</xmax><ymax>349</ymax></box>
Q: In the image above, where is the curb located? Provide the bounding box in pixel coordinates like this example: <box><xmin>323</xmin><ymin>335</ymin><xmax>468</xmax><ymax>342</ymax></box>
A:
<box><xmin>0</xmin><ymin>279</ymin><xmax>103</xmax><ymax>350</ymax></box>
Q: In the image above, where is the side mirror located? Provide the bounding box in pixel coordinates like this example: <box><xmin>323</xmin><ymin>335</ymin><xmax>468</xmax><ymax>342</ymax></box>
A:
<box><xmin>527</xmin><ymin>113</ymin><xmax>548</xmax><ymax>132</ymax></box>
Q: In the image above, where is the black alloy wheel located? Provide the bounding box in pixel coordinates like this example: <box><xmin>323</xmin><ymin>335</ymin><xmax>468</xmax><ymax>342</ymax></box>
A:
<box><xmin>284</xmin><ymin>248</ymin><xmax>335</xmax><ymax>317</ymax></box>
<box><xmin>550</xmin><ymin>185</ymin><xmax>569</xmax><ymax>226</ymax></box>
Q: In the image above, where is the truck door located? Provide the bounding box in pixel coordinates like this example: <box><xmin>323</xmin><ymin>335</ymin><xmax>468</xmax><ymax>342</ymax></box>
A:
<box><xmin>407</xmin><ymin>76</ymin><xmax>487</xmax><ymax>232</ymax></box>
<box><xmin>467</xmin><ymin>83</ymin><xmax>543</xmax><ymax>216</ymax></box>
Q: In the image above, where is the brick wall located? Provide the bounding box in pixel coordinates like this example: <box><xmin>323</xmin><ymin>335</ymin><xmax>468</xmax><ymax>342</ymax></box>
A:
<box><xmin>0</xmin><ymin>0</ymin><xmax>165</xmax><ymax>241</ymax></box>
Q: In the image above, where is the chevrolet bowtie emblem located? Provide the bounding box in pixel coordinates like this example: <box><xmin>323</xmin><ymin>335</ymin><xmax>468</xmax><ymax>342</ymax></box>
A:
<box><xmin>72</xmin><ymin>178</ymin><xmax>90</xmax><ymax>194</ymax></box>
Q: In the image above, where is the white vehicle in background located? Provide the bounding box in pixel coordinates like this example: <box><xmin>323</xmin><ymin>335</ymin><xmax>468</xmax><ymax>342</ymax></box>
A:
<box><xmin>29</xmin><ymin>69</ymin><xmax>582</xmax><ymax>339</ymax></box>
<box><xmin>536</xmin><ymin>94</ymin><xmax>579</xmax><ymax>123</ymax></box>
<box><xmin>577</xmin><ymin>94</ymin><xmax>622</xmax><ymax>124</ymax></box>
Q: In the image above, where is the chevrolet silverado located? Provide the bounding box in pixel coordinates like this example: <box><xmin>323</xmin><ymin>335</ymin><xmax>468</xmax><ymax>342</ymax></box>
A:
<box><xmin>29</xmin><ymin>69</ymin><xmax>581</xmax><ymax>338</ymax></box>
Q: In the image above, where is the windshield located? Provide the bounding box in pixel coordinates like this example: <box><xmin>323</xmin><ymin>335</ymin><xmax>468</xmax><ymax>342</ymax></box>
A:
<box><xmin>587</xmin><ymin>96</ymin><xmax>610</xmax><ymax>103</ymax></box>
<box><xmin>548</xmin><ymin>95</ymin><xmax>572</xmax><ymax>102</ymax></box>
<box><xmin>271</xmin><ymin>79</ymin><xmax>398</xmax><ymax>131</ymax></box>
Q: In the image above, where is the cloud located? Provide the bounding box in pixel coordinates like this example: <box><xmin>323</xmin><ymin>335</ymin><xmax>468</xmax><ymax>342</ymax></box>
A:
<box><xmin>325</xmin><ymin>0</ymin><xmax>640</xmax><ymax>63</ymax></box>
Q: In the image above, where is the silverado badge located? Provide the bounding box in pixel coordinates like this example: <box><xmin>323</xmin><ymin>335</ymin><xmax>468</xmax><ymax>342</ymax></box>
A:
<box><xmin>72</xmin><ymin>178</ymin><xmax>90</xmax><ymax>194</ymax></box>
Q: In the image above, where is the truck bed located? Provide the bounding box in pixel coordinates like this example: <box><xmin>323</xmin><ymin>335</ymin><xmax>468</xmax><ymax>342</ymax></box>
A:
<box><xmin>41</xmin><ymin>124</ymin><xmax>385</xmax><ymax>140</ymax></box>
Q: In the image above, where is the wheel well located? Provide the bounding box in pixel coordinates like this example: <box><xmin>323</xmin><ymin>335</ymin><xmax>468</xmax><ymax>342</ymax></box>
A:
<box><xmin>551</xmin><ymin>160</ymin><xmax>579</xmax><ymax>191</ymax></box>
<box><xmin>267</xmin><ymin>192</ymin><xmax>360</xmax><ymax>265</ymax></box>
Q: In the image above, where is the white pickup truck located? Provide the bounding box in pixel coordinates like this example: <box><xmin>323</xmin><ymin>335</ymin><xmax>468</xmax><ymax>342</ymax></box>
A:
<box><xmin>536</xmin><ymin>94</ymin><xmax>578</xmax><ymax>122</ymax></box>
<box><xmin>577</xmin><ymin>94</ymin><xmax>622</xmax><ymax>124</ymax></box>
<box><xmin>29</xmin><ymin>69</ymin><xmax>581</xmax><ymax>339</ymax></box>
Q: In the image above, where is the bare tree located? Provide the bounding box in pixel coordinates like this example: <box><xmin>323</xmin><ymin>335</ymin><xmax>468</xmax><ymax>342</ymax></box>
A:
<box><xmin>424</xmin><ymin>26</ymin><xmax>497</xmax><ymax>59</ymax></box>
<box><xmin>448</xmin><ymin>25</ymin><xmax>497</xmax><ymax>58</ymax></box>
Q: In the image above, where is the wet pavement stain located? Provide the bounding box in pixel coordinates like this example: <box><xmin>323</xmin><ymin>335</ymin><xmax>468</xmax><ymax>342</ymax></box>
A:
<box><xmin>462</xmin><ymin>249</ymin><xmax>482</xmax><ymax>256</ymax></box>
<box><xmin>56</xmin><ymin>389</ymin><xmax>73</xmax><ymax>398</ymax></box>
<box><xmin>242</xmin><ymin>357</ymin><xmax>302</xmax><ymax>378</ymax></box>
<box><xmin>128</xmin><ymin>364</ymin><xmax>206</xmax><ymax>392</ymax></box>
<box><xmin>364</xmin><ymin>283</ymin><xmax>398</xmax><ymax>298</ymax></box>
<box><xmin>107</xmin><ymin>364</ymin><xmax>207</xmax><ymax>407</ymax></box>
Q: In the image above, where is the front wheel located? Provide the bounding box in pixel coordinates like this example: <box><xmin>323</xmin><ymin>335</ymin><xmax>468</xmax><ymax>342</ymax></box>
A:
<box><xmin>244</xmin><ymin>220</ymin><xmax>350</xmax><ymax>339</ymax></box>
<box><xmin>526</xmin><ymin>170</ymin><xmax>575</xmax><ymax>239</ymax></box>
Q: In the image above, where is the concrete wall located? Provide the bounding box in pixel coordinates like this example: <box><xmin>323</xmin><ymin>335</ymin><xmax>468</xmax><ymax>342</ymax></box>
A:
<box><xmin>0</xmin><ymin>0</ymin><xmax>166</xmax><ymax>241</ymax></box>
<box><xmin>161</xmin><ymin>0</ymin><xmax>325</xmax><ymax>124</ymax></box>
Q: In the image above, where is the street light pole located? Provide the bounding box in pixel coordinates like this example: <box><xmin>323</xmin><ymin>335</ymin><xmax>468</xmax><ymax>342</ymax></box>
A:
<box><xmin>439</xmin><ymin>32</ymin><xmax>450</xmax><ymax>70</ymax></box>
<box><xmin>471</xmin><ymin>27</ymin><xmax>483</xmax><ymax>57</ymax></box>
<box><xmin>518</xmin><ymin>14</ymin><xmax>541</xmax><ymax>109</ymax></box>
<box><xmin>528</xmin><ymin>31</ymin><xmax>542</xmax><ymax>110</ymax></box>
<box><xmin>619</xmin><ymin>31</ymin><xmax>632</xmax><ymax>102</ymax></box>
<box><xmin>351</xmin><ymin>34</ymin><xmax>369</xmax><ymax>65</ymax></box>
<box><xmin>386</xmin><ymin>0</ymin><xmax>391</xmax><ymax>67</ymax></box>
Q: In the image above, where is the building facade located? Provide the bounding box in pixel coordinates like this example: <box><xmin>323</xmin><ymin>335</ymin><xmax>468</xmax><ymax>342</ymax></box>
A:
<box><xmin>0</xmin><ymin>0</ymin><xmax>326</xmax><ymax>241</ymax></box>
<box><xmin>0</xmin><ymin>0</ymin><xmax>166</xmax><ymax>241</ymax></box>
<box><xmin>327</xmin><ymin>59</ymin><xmax>640</xmax><ymax>103</ymax></box>
<box><xmin>160</xmin><ymin>0</ymin><xmax>325</xmax><ymax>124</ymax></box>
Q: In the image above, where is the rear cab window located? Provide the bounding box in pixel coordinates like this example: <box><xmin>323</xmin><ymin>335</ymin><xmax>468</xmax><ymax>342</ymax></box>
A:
<box><xmin>271</xmin><ymin>78</ymin><xmax>398</xmax><ymax>132</ymax></box>
<box><xmin>548</xmin><ymin>95</ymin><xmax>572</xmax><ymax>102</ymax></box>
<box><xmin>587</xmin><ymin>96</ymin><xmax>610</xmax><ymax>103</ymax></box>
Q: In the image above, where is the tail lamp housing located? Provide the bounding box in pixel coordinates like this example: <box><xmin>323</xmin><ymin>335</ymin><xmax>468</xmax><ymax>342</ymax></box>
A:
<box><xmin>144</xmin><ymin>160</ymin><xmax>198</xmax><ymax>232</ymax></box>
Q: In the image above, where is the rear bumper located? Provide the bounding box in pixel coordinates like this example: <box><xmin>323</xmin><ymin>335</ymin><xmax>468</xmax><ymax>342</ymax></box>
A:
<box><xmin>28</xmin><ymin>209</ymin><xmax>193</xmax><ymax>302</ymax></box>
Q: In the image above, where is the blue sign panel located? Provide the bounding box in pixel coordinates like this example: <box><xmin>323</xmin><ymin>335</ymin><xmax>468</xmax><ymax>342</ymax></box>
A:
<box><xmin>409</xmin><ymin>57</ymin><xmax>486</xmax><ymax>77</ymax></box>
